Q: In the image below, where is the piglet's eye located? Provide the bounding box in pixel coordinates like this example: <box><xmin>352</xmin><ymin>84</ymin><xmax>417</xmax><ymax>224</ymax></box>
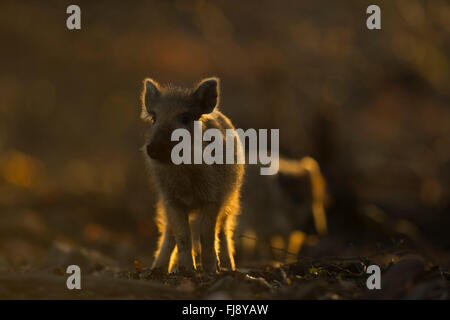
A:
<box><xmin>149</xmin><ymin>112</ymin><xmax>156</xmax><ymax>124</ymax></box>
<box><xmin>180</xmin><ymin>113</ymin><xmax>191</xmax><ymax>125</ymax></box>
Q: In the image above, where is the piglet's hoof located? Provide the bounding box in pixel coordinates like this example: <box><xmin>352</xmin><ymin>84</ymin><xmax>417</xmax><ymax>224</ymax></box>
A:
<box><xmin>175</xmin><ymin>266</ymin><xmax>196</xmax><ymax>277</ymax></box>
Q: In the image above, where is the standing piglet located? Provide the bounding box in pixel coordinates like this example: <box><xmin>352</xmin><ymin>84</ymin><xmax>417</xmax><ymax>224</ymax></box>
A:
<box><xmin>141</xmin><ymin>77</ymin><xmax>244</xmax><ymax>274</ymax></box>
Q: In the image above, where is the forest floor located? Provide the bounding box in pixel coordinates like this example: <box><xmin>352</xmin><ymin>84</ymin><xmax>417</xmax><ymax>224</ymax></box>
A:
<box><xmin>0</xmin><ymin>243</ymin><xmax>448</xmax><ymax>299</ymax></box>
<box><xmin>0</xmin><ymin>193</ymin><xmax>449</xmax><ymax>299</ymax></box>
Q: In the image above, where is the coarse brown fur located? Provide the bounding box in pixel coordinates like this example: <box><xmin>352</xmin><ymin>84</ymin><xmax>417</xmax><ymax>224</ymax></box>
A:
<box><xmin>140</xmin><ymin>77</ymin><xmax>244</xmax><ymax>273</ymax></box>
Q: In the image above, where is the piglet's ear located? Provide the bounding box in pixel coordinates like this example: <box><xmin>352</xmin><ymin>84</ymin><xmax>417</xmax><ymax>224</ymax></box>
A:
<box><xmin>143</xmin><ymin>78</ymin><xmax>161</xmax><ymax>110</ymax></box>
<box><xmin>193</xmin><ymin>77</ymin><xmax>219</xmax><ymax>114</ymax></box>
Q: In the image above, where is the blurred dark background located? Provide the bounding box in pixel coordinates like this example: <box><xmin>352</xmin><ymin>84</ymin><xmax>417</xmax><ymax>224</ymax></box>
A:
<box><xmin>0</xmin><ymin>0</ymin><xmax>449</xmax><ymax>269</ymax></box>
